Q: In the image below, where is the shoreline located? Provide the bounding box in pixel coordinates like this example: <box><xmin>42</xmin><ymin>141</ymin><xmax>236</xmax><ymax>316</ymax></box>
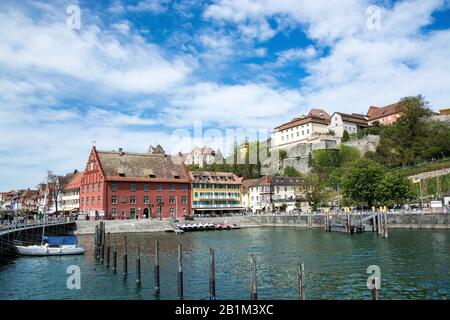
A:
<box><xmin>74</xmin><ymin>213</ymin><xmax>450</xmax><ymax>234</ymax></box>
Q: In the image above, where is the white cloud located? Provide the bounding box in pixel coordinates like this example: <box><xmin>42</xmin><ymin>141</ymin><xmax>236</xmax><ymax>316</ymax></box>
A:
<box><xmin>0</xmin><ymin>7</ymin><xmax>191</xmax><ymax>95</ymax></box>
<box><xmin>126</xmin><ymin>0</ymin><xmax>170</xmax><ymax>13</ymax></box>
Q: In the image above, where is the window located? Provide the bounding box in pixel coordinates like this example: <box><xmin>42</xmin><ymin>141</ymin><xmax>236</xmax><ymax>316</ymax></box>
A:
<box><xmin>169</xmin><ymin>183</ymin><xmax>175</xmax><ymax>191</ymax></box>
<box><xmin>87</xmin><ymin>185</ymin><xmax>90</xmax><ymax>192</ymax></box>
<box><xmin>156</xmin><ymin>196</ymin><xmax>163</xmax><ymax>204</ymax></box>
<box><xmin>92</xmin><ymin>184</ymin><xmax>95</xmax><ymax>192</ymax></box>
<box><xmin>143</xmin><ymin>196</ymin><xmax>149</xmax><ymax>204</ymax></box>
<box><xmin>111</xmin><ymin>208</ymin><xmax>117</xmax><ymax>217</ymax></box>
<box><xmin>130</xmin><ymin>183</ymin><xmax>136</xmax><ymax>191</ymax></box>
<box><xmin>91</xmin><ymin>196</ymin><xmax>94</xmax><ymax>204</ymax></box>
<box><xmin>121</xmin><ymin>196</ymin><xmax>127</xmax><ymax>204</ymax></box>
<box><xmin>98</xmin><ymin>183</ymin><xmax>101</xmax><ymax>191</ymax></box>
<box><xmin>130</xmin><ymin>196</ymin><xmax>136</xmax><ymax>204</ymax></box>
<box><xmin>111</xmin><ymin>183</ymin><xmax>117</xmax><ymax>192</ymax></box>
<box><xmin>81</xmin><ymin>197</ymin><xmax>84</xmax><ymax>205</ymax></box>
<box><xmin>157</xmin><ymin>183</ymin><xmax>163</xmax><ymax>191</ymax></box>
<box><xmin>181</xmin><ymin>196</ymin><xmax>187</xmax><ymax>204</ymax></box>
<box><xmin>90</xmin><ymin>162</ymin><xmax>94</xmax><ymax>171</ymax></box>
<box><xmin>97</xmin><ymin>196</ymin><xmax>100</xmax><ymax>205</ymax></box>
<box><xmin>194</xmin><ymin>192</ymin><xmax>198</xmax><ymax>197</ymax></box>
<box><xmin>111</xmin><ymin>196</ymin><xmax>117</xmax><ymax>204</ymax></box>
<box><xmin>130</xmin><ymin>208</ymin><xmax>136</xmax><ymax>218</ymax></box>
<box><xmin>169</xmin><ymin>208</ymin><xmax>175</xmax><ymax>215</ymax></box>
<box><xmin>182</xmin><ymin>184</ymin><xmax>188</xmax><ymax>191</ymax></box>
<box><xmin>144</xmin><ymin>183</ymin><xmax>149</xmax><ymax>192</ymax></box>
<box><xmin>169</xmin><ymin>196</ymin><xmax>175</xmax><ymax>204</ymax></box>
<box><xmin>307</xmin><ymin>129</ymin><xmax>310</xmax><ymax>134</ymax></box>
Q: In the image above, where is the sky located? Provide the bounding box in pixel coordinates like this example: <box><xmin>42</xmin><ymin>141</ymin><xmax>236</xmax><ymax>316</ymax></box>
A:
<box><xmin>0</xmin><ymin>0</ymin><xmax>450</xmax><ymax>190</ymax></box>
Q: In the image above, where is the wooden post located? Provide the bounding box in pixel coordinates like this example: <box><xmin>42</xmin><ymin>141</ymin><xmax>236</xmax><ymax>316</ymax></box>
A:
<box><xmin>371</xmin><ymin>278</ymin><xmax>379</xmax><ymax>300</ymax></box>
<box><xmin>209</xmin><ymin>248</ymin><xmax>216</xmax><ymax>300</ymax></box>
<box><xmin>377</xmin><ymin>213</ymin><xmax>382</xmax><ymax>235</ymax></box>
<box><xmin>381</xmin><ymin>214</ymin><xmax>385</xmax><ymax>238</ymax></box>
<box><xmin>106</xmin><ymin>232</ymin><xmax>110</xmax><ymax>268</ymax></box>
<box><xmin>154</xmin><ymin>240</ymin><xmax>160</xmax><ymax>295</ymax></box>
<box><xmin>372</xmin><ymin>215</ymin><xmax>375</xmax><ymax>232</ymax></box>
<box><xmin>178</xmin><ymin>244</ymin><xmax>183</xmax><ymax>300</ymax></box>
<box><xmin>123</xmin><ymin>236</ymin><xmax>128</xmax><ymax>276</ymax></box>
<box><xmin>385</xmin><ymin>213</ymin><xmax>389</xmax><ymax>238</ymax></box>
<box><xmin>298</xmin><ymin>262</ymin><xmax>306</xmax><ymax>300</ymax></box>
<box><xmin>250</xmin><ymin>254</ymin><xmax>257</xmax><ymax>300</ymax></box>
<box><xmin>112</xmin><ymin>235</ymin><xmax>117</xmax><ymax>273</ymax></box>
<box><xmin>101</xmin><ymin>222</ymin><xmax>105</xmax><ymax>263</ymax></box>
<box><xmin>94</xmin><ymin>225</ymin><xmax>98</xmax><ymax>258</ymax></box>
<box><xmin>136</xmin><ymin>240</ymin><xmax>141</xmax><ymax>287</ymax></box>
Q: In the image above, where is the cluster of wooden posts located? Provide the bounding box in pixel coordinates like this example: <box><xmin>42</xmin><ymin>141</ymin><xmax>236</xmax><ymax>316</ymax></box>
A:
<box><xmin>94</xmin><ymin>222</ymin><xmax>308</xmax><ymax>300</ymax></box>
<box><xmin>323</xmin><ymin>212</ymin><xmax>388</xmax><ymax>237</ymax></box>
<box><xmin>373</xmin><ymin>212</ymin><xmax>389</xmax><ymax>238</ymax></box>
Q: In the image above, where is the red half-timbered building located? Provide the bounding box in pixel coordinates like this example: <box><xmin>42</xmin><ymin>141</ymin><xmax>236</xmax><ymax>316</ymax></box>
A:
<box><xmin>80</xmin><ymin>147</ymin><xmax>191</xmax><ymax>219</ymax></box>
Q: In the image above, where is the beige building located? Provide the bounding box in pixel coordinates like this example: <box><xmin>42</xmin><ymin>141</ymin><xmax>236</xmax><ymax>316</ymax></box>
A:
<box><xmin>328</xmin><ymin>112</ymin><xmax>369</xmax><ymax>138</ymax></box>
<box><xmin>270</xmin><ymin>109</ymin><xmax>331</xmax><ymax>151</ymax></box>
<box><xmin>61</xmin><ymin>171</ymin><xmax>84</xmax><ymax>215</ymax></box>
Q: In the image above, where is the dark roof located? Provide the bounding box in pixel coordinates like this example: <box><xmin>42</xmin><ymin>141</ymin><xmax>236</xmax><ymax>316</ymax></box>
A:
<box><xmin>332</xmin><ymin>112</ymin><xmax>369</xmax><ymax>126</ymax></box>
<box><xmin>190</xmin><ymin>171</ymin><xmax>242</xmax><ymax>185</ymax></box>
<box><xmin>274</xmin><ymin>109</ymin><xmax>330</xmax><ymax>132</ymax></box>
<box><xmin>96</xmin><ymin>150</ymin><xmax>189</xmax><ymax>182</ymax></box>
<box><xmin>243</xmin><ymin>176</ymin><xmax>301</xmax><ymax>188</ymax></box>
<box><xmin>367</xmin><ymin>102</ymin><xmax>401</xmax><ymax>121</ymax></box>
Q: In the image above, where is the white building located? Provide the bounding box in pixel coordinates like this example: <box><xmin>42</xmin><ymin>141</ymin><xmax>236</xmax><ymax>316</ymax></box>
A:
<box><xmin>328</xmin><ymin>112</ymin><xmax>369</xmax><ymax>138</ymax></box>
<box><xmin>183</xmin><ymin>147</ymin><xmax>223</xmax><ymax>167</ymax></box>
<box><xmin>270</xmin><ymin>109</ymin><xmax>331</xmax><ymax>151</ymax></box>
<box><xmin>242</xmin><ymin>176</ymin><xmax>309</xmax><ymax>213</ymax></box>
<box><xmin>61</xmin><ymin>171</ymin><xmax>84</xmax><ymax>215</ymax></box>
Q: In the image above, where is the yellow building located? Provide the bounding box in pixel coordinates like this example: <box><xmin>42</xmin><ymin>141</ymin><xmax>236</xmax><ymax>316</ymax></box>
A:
<box><xmin>190</xmin><ymin>171</ymin><xmax>243</xmax><ymax>215</ymax></box>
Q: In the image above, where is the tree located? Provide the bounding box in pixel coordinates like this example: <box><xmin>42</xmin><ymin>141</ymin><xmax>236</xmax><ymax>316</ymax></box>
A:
<box><xmin>341</xmin><ymin>158</ymin><xmax>385</xmax><ymax>207</ymax></box>
<box><xmin>342</xmin><ymin>130</ymin><xmax>350</xmax><ymax>142</ymax></box>
<box><xmin>284</xmin><ymin>166</ymin><xmax>301</xmax><ymax>177</ymax></box>
<box><xmin>379</xmin><ymin>171</ymin><xmax>416</xmax><ymax>206</ymax></box>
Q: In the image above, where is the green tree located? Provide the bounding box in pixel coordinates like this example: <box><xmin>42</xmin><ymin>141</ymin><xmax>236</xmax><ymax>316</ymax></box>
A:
<box><xmin>342</xmin><ymin>130</ymin><xmax>350</xmax><ymax>142</ymax></box>
<box><xmin>379</xmin><ymin>171</ymin><xmax>416</xmax><ymax>206</ymax></box>
<box><xmin>284</xmin><ymin>166</ymin><xmax>301</xmax><ymax>177</ymax></box>
<box><xmin>341</xmin><ymin>158</ymin><xmax>385</xmax><ymax>207</ymax></box>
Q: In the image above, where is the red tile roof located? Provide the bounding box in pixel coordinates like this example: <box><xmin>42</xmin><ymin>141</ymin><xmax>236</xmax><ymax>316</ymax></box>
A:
<box><xmin>367</xmin><ymin>102</ymin><xmax>401</xmax><ymax>121</ymax></box>
<box><xmin>65</xmin><ymin>171</ymin><xmax>84</xmax><ymax>190</ymax></box>
<box><xmin>274</xmin><ymin>109</ymin><xmax>330</xmax><ymax>132</ymax></box>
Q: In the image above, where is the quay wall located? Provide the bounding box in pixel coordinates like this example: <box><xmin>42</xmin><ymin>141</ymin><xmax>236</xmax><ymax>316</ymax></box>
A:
<box><xmin>74</xmin><ymin>213</ymin><xmax>449</xmax><ymax>234</ymax></box>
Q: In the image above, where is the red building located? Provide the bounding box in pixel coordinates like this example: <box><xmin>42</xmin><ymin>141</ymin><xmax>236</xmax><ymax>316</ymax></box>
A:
<box><xmin>367</xmin><ymin>102</ymin><xmax>403</xmax><ymax>125</ymax></box>
<box><xmin>79</xmin><ymin>147</ymin><xmax>191</xmax><ymax>219</ymax></box>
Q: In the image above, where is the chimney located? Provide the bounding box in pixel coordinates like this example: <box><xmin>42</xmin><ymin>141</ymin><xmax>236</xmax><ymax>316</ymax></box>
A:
<box><xmin>119</xmin><ymin>148</ymin><xmax>124</xmax><ymax>156</ymax></box>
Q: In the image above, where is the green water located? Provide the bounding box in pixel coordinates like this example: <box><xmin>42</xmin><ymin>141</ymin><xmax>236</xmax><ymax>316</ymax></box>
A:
<box><xmin>0</xmin><ymin>228</ymin><xmax>448</xmax><ymax>300</ymax></box>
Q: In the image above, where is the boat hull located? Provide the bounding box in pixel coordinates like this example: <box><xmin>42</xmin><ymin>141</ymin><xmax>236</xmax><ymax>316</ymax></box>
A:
<box><xmin>15</xmin><ymin>245</ymin><xmax>85</xmax><ymax>256</ymax></box>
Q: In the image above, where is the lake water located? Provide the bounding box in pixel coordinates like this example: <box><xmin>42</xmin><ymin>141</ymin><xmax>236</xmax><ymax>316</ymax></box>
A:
<box><xmin>0</xmin><ymin>227</ymin><xmax>448</xmax><ymax>300</ymax></box>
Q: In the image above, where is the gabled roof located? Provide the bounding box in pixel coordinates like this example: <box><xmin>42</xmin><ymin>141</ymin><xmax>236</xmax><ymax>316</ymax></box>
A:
<box><xmin>274</xmin><ymin>109</ymin><xmax>330</xmax><ymax>132</ymax></box>
<box><xmin>19</xmin><ymin>189</ymin><xmax>38</xmax><ymax>199</ymax></box>
<box><xmin>331</xmin><ymin>112</ymin><xmax>369</xmax><ymax>126</ymax></box>
<box><xmin>65</xmin><ymin>171</ymin><xmax>84</xmax><ymax>190</ymax></box>
<box><xmin>190</xmin><ymin>171</ymin><xmax>242</xmax><ymax>185</ymax></box>
<box><xmin>96</xmin><ymin>150</ymin><xmax>189</xmax><ymax>182</ymax></box>
<box><xmin>367</xmin><ymin>102</ymin><xmax>401</xmax><ymax>121</ymax></box>
<box><xmin>243</xmin><ymin>176</ymin><xmax>302</xmax><ymax>188</ymax></box>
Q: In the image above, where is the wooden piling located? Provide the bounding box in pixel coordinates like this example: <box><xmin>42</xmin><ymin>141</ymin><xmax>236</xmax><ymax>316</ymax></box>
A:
<box><xmin>100</xmin><ymin>222</ymin><xmax>105</xmax><ymax>263</ymax></box>
<box><xmin>94</xmin><ymin>225</ymin><xmax>99</xmax><ymax>258</ymax></box>
<box><xmin>384</xmin><ymin>213</ymin><xmax>389</xmax><ymax>238</ymax></box>
<box><xmin>371</xmin><ymin>278</ymin><xmax>379</xmax><ymax>300</ymax></box>
<box><xmin>178</xmin><ymin>244</ymin><xmax>183</xmax><ymax>300</ymax></box>
<box><xmin>298</xmin><ymin>262</ymin><xmax>306</xmax><ymax>300</ymax></box>
<box><xmin>136</xmin><ymin>240</ymin><xmax>141</xmax><ymax>287</ymax></box>
<box><xmin>250</xmin><ymin>254</ymin><xmax>257</xmax><ymax>300</ymax></box>
<box><xmin>112</xmin><ymin>235</ymin><xmax>117</xmax><ymax>273</ymax></box>
<box><xmin>123</xmin><ymin>236</ymin><xmax>128</xmax><ymax>276</ymax></box>
<box><xmin>106</xmin><ymin>232</ymin><xmax>110</xmax><ymax>268</ymax></box>
<box><xmin>377</xmin><ymin>213</ymin><xmax>382</xmax><ymax>235</ymax></box>
<box><xmin>154</xmin><ymin>240</ymin><xmax>160</xmax><ymax>295</ymax></box>
<box><xmin>209</xmin><ymin>248</ymin><xmax>216</xmax><ymax>300</ymax></box>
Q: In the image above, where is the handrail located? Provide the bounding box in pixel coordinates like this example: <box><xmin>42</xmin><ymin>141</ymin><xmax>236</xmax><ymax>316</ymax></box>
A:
<box><xmin>0</xmin><ymin>217</ymin><xmax>74</xmax><ymax>233</ymax></box>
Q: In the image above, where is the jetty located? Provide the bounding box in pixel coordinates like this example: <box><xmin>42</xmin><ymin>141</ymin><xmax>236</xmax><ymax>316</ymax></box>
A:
<box><xmin>165</xmin><ymin>223</ymin><xmax>241</xmax><ymax>233</ymax></box>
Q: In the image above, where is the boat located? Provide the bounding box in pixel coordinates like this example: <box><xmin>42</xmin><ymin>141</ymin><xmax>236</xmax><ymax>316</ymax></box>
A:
<box><xmin>174</xmin><ymin>229</ymin><xmax>184</xmax><ymax>234</ymax></box>
<box><xmin>14</xmin><ymin>171</ymin><xmax>85</xmax><ymax>256</ymax></box>
<box><xmin>15</xmin><ymin>236</ymin><xmax>85</xmax><ymax>256</ymax></box>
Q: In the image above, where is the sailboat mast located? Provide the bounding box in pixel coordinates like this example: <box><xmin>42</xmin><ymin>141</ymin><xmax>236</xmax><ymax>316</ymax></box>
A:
<box><xmin>41</xmin><ymin>172</ymin><xmax>50</xmax><ymax>244</ymax></box>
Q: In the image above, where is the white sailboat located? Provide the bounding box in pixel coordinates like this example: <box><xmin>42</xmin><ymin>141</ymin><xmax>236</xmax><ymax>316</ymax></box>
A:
<box><xmin>15</xmin><ymin>171</ymin><xmax>85</xmax><ymax>256</ymax></box>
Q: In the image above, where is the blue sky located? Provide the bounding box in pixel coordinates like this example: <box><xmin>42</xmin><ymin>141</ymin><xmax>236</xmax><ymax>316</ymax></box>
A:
<box><xmin>1</xmin><ymin>0</ymin><xmax>450</xmax><ymax>190</ymax></box>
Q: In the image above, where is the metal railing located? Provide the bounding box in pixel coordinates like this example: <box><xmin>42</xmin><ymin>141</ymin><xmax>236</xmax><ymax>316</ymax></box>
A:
<box><xmin>0</xmin><ymin>217</ymin><xmax>75</xmax><ymax>233</ymax></box>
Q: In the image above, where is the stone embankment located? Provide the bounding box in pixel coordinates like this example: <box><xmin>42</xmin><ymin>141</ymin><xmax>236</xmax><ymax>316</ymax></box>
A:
<box><xmin>75</xmin><ymin>213</ymin><xmax>449</xmax><ymax>234</ymax></box>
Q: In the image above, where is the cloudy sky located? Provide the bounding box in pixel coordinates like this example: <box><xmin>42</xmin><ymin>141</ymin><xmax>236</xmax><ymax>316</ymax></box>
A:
<box><xmin>1</xmin><ymin>0</ymin><xmax>450</xmax><ymax>190</ymax></box>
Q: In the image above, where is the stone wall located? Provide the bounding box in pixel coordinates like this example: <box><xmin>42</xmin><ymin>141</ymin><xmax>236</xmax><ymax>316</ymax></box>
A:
<box><xmin>75</xmin><ymin>213</ymin><xmax>449</xmax><ymax>234</ymax></box>
<box><xmin>342</xmin><ymin>134</ymin><xmax>380</xmax><ymax>155</ymax></box>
